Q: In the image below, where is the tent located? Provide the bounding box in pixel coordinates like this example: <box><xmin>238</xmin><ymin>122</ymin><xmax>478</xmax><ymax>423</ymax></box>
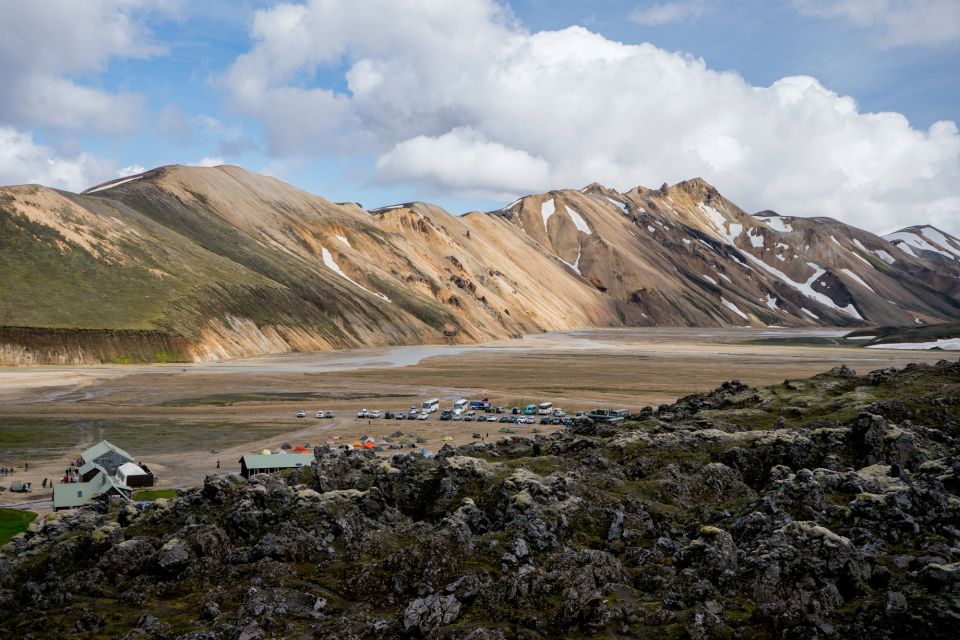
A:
<box><xmin>442</xmin><ymin>436</ymin><xmax>454</xmax><ymax>442</ymax></box>
<box><xmin>351</xmin><ymin>440</ymin><xmax>362</xmax><ymax>447</ymax></box>
<box><xmin>362</xmin><ymin>440</ymin><xmax>375</xmax><ymax>450</ymax></box>
<box><xmin>291</xmin><ymin>445</ymin><xmax>310</xmax><ymax>453</ymax></box>
<box><xmin>260</xmin><ymin>449</ymin><xmax>272</xmax><ymax>455</ymax></box>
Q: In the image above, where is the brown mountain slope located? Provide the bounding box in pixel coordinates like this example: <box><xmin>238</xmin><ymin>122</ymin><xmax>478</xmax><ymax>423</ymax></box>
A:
<box><xmin>494</xmin><ymin>177</ymin><xmax>960</xmax><ymax>328</ymax></box>
<box><xmin>0</xmin><ymin>165</ymin><xmax>957</xmax><ymax>363</ymax></box>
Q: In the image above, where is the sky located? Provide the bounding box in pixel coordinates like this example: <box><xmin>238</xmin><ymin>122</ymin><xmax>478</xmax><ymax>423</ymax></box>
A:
<box><xmin>0</xmin><ymin>0</ymin><xmax>958</xmax><ymax>235</ymax></box>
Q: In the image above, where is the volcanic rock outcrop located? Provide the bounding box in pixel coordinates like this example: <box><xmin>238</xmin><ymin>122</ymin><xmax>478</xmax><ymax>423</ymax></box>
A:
<box><xmin>2</xmin><ymin>360</ymin><xmax>959</xmax><ymax>637</ymax></box>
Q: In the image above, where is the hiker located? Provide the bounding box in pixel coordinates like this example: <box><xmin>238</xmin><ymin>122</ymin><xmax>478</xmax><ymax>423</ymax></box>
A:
<box><xmin>42</xmin><ymin>478</ymin><xmax>46</xmax><ymax>489</ymax></box>
<box><xmin>216</xmin><ymin>459</ymin><xmax>221</xmax><ymax>469</ymax></box>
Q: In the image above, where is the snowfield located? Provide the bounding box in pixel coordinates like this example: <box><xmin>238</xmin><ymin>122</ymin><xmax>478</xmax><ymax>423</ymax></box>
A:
<box><xmin>721</xmin><ymin>297</ymin><xmax>749</xmax><ymax>321</ymax></box>
<box><xmin>565</xmin><ymin>204</ymin><xmax>592</xmax><ymax>235</ymax></box>
<box><xmin>322</xmin><ymin>247</ymin><xmax>391</xmax><ymax>302</ymax></box>
<box><xmin>867</xmin><ymin>338</ymin><xmax>960</xmax><ymax>351</ymax></box>
<box><xmin>540</xmin><ymin>198</ymin><xmax>556</xmax><ymax>229</ymax></box>
<box><xmin>86</xmin><ymin>175</ymin><xmax>144</xmax><ymax>194</ymax></box>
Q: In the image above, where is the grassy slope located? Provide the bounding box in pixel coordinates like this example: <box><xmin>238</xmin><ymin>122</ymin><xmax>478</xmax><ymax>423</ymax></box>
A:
<box><xmin>0</xmin><ymin>509</ymin><xmax>37</xmax><ymax>546</ymax></box>
<box><xmin>132</xmin><ymin>489</ymin><xmax>177</xmax><ymax>501</ymax></box>
<box><xmin>0</xmin><ymin>209</ymin><xmax>179</xmax><ymax>329</ymax></box>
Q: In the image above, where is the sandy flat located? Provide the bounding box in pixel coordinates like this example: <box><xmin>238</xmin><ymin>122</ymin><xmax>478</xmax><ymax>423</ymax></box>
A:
<box><xmin>1</xmin><ymin>327</ymin><xmax>951</xmax><ymax>510</ymax></box>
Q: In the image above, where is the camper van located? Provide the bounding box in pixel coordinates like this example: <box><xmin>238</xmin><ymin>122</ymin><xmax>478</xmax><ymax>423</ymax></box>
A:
<box><xmin>422</xmin><ymin>398</ymin><xmax>440</xmax><ymax>413</ymax></box>
<box><xmin>523</xmin><ymin>404</ymin><xmax>537</xmax><ymax>415</ymax></box>
<box><xmin>452</xmin><ymin>398</ymin><xmax>469</xmax><ymax>416</ymax></box>
<box><xmin>537</xmin><ymin>402</ymin><xmax>553</xmax><ymax>415</ymax></box>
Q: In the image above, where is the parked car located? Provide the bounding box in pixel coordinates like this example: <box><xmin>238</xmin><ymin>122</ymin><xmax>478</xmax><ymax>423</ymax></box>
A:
<box><xmin>297</xmin><ymin>410</ymin><xmax>306</xmax><ymax>418</ymax></box>
<box><xmin>525</xmin><ymin>416</ymin><xmax>537</xmax><ymax>424</ymax></box>
<box><xmin>495</xmin><ymin>406</ymin><xmax>505</xmax><ymax>414</ymax></box>
<box><xmin>407</xmin><ymin>411</ymin><xmax>419</xmax><ymax>420</ymax></box>
<box><xmin>540</xmin><ymin>416</ymin><xmax>552</xmax><ymax>424</ymax></box>
<box><xmin>357</xmin><ymin>409</ymin><xmax>368</xmax><ymax>418</ymax></box>
<box><xmin>452</xmin><ymin>414</ymin><xmax>463</xmax><ymax>421</ymax></box>
<box><xmin>511</xmin><ymin>407</ymin><xmax>520</xmax><ymax>415</ymax></box>
<box><xmin>368</xmin><ymin>410</ymin><xmax>381</xmax><ymax>419</ymax></box>
<box><xmin>553</xmin><ymin>408</ymin><xmax>566</xmax><ymax>417</ymax></box>
<box><xmin>395</xmin><ymin>412</ymin><xmax>407</xmax><ymax>420</ymax></box>
<box><xmin>440</xmin><ymin>410</ymin><xmax>452</xmax><ymax>421</ymax></box>
<box><xmin>10</xmin><ymin>481</ymin><xmax>31</xmax><ymax>493</ymax></box>
<box><xmin>417</xmin><ymin>413</ymin><xmax>429</xmax><ymax>420</ymax></box>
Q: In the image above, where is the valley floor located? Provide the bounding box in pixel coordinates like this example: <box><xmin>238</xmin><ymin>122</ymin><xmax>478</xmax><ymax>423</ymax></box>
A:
<box><xmin>0</xmin><ymin>327</ymin><xmax>949</xmax><ymax>510</ymax></box>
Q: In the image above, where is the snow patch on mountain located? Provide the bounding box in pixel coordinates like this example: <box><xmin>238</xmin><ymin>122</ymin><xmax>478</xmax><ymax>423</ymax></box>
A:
<box><xmin>721</xmin><ymin>297</ymin><xmax>748</xmax><ymax>321</ymax></box>
<box><xmin>322</xmin><ymin>248</ymin><xmax>391</xmax><ymax>302</ymax></box>
<box><xmin>565</xmin><ymin>204</ymin><xmax>592</xmax><ymax>235</ymax></box>
<box><xmin>540</xmin><ymin>198</ymin><xmax>556</xmax><ymax>229</ymax></box>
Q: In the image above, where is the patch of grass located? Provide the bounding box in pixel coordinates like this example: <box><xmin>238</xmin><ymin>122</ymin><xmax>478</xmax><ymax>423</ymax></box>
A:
<box><xmin>0</xmin><ymin>508</ymin><xmax>37</xmax><ymax>546</ymax></box>
<box><xmin>0</xmin><ymin>418</ymin><xmax>298</xmax><ymax>459</ymax></box>
<box><xmin>133</xmin><ymin>488</ymin><xmax>177</xmax><ymax>501</ymax></box>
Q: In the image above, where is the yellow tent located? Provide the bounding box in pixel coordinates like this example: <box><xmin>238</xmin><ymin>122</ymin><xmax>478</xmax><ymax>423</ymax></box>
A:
<box><xmin>442</xmin><ymin>436</ymin><xmax>454</xmax><ymax>442</ymax></box>
<box><xmin>351</xmin><ymin>440</ymin><xmax>362</xmax><ymax>447</ymax></box>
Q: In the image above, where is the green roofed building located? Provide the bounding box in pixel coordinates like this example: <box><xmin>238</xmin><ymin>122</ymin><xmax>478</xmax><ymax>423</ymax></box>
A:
<box><xmin>79</xmin><ymin>440</ymin><xmax>135</xmax><ymax>476</ymax></box>
<box><xmin>53</xmin><ymin>470</ymin><xmax>130</xmax><ymax>511</ymax></box>
<box><xmin>54</xmin><ymin>440</ymin><xmax>152</xmax><ymax>510</ymax></box>
<box><xmin>239</xmin><ymin>453</ymin><xmax>314</xmax><ymax>479</ymax></box>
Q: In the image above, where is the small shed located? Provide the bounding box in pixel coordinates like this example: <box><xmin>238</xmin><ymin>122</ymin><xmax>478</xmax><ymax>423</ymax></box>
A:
<box><xmin>117</xmin><ymin>462</ymin><xmax>154</xmax><ymax>488</ymax></box>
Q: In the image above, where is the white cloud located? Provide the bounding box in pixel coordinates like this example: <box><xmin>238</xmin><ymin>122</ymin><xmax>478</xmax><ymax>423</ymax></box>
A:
<box><xmin>376</xmin><ymin>127</ymin><xmax>552</xmax><ymax>199</ymax></box>
<box><xmin>190</xmin><ymin>156</ymin><xmax>226</xmax><ymax>167</ymax></box>
<box><xmin>793</xmin><ymin>0</ymin><xmax>960</xmax><ymax>47</ymax></box>
<box><xmin>220</xmin><ymin>0</ymin><xmax>960</xmax><ymax>235</ymax></box>
<box><xmin>0</xmin><ymin>0</ymin><xmax>171</xmax><ymax>134</ymax></box>
<box><xmin>0</xmin><ymin>126</ymin><xmax>116</xmax><ymax>191</ymax></box>
<box><xmin>119</xmin><ymin>165</ymin><xmax>147</xmax><ymax>177</ymax></box>
<box><xmin>629</xmin><ymin>2</ymin><xmax>712</xmax><ymax>26</ymax></box>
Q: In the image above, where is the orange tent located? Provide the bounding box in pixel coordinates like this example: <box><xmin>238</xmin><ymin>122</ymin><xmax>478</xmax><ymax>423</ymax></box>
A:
<box><xmin>362</xmin><ymin>440</ymin><xmax>375</xmax><ymax>449</ymax></box>
<box><xmin>352</xmin><ymin>440</ymin><xmax>362</xmax><ymax>447</ymax></box>
<box><xmin>292</xmin><ymin>446</ymin><xmax>310</xmax><ymax>453</ymax></box>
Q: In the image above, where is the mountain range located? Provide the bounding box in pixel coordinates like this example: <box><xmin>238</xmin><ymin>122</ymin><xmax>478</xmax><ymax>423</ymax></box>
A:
<box><xmin>1</xmin><ymin>165</ymin><xmax>958</xmax><ymax>364</ymax></box>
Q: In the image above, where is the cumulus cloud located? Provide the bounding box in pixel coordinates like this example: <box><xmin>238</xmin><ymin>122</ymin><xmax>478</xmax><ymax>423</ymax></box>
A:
<box><xmin>629</xmin><ymin>2</ymin><xmax>712</xmax><ymax>26</ymax></box>
<box><xmin>0</xmin><ymin>0</ymin><xmax>170</xmax><ymax>134</ymax></box>
<box><xmin>220</xmin><ymin>0</ymin><xmax>960</xmax><ymax>234</ymax></box>
<box><xmin>0</xmin><ymin>126</ymin><xmax>116</xmax><ymax>191</ymax></box>
<box><xmin>190</xmin><ymin>156</ymin><xmax>225</xmax><ymax>167</ymax></box>
<box><xmin>793</xmin><ymin>0</ymin><xmax>960</xmax><ymax>47</ymax></box>
<box><xmin>376</xmin><ymin>128</ymin><xmax>552</xmax><ymax>199</ymax></box>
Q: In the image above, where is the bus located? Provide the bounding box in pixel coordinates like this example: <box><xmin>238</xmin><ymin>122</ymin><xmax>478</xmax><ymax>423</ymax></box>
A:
<box><xmin>422</xmin><ymin>398</ymin><xmax>440</xmax><ymax>413</ymax></box>
<box><xmin>537</xmin><ymin>402</ymin><xmax>553</xmax><ymax>415</ymax></box>
<box><xmin>523</xmin><ymin>404</ymin><xmax>537</xmax><ymax>415</ymax></box>
<box><xmin>453</xmin><ymin>399</ymin><xmax>469</xmax><ymax>416</ymax></box>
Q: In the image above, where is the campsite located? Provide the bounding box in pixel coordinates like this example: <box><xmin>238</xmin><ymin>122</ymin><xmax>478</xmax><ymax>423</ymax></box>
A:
<box><xmin>0</xmin><ymin>327</ymin><xmax>951</xmax><ymax>511</ymax></box>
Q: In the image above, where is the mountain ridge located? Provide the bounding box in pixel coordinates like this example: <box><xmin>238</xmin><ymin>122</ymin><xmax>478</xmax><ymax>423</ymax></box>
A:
<box><xmin>1</xmin><ymin>164</ymin><xmax>958</xmax><ymax>364</ymax></box>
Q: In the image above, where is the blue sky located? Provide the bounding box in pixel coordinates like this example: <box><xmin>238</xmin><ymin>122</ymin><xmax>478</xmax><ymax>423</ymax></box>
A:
<box><xmin>1</xmin><ymin>0</ymin><xmax>958</xmax><ymax>233</ymax></box>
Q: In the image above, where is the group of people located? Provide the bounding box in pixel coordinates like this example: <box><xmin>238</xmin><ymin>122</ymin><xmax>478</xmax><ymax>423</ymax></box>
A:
<box><xmin>0</xmin><ymin>465</ymin><xmax>14</xmax><ymax>477</ymax></box>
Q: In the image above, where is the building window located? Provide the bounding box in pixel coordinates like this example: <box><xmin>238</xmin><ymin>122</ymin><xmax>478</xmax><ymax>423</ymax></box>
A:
<box><xmin>77</xmin><ymin>490</ymin><xmax>83</xmax><ymax>498</ymax></box>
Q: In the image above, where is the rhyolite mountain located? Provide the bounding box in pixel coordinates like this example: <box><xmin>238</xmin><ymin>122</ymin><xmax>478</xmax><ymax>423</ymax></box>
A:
<box><xmin>1</xmin><ymin>165</ymin><xmax>958</xmax><ymax>363</ymax></box>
